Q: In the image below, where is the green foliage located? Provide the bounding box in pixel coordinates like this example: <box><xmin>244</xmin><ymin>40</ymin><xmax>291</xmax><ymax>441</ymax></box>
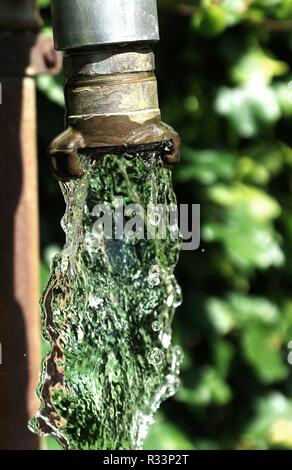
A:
<box><xmin>37</xmin><ymin>0</ymin><xmax>50</xmax><ymax>8</ymax></box>
<box><xmin>36</xmin><ymin>75</ymin><xmax>64</xmax><ymax>107</ymax></box>
<box><xmin>38</xmin><ymin>0</ymin><xmax>292</xmax><ymax>451</ymax></box>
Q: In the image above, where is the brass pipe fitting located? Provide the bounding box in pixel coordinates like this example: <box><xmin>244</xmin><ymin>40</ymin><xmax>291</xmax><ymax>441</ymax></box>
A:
<box><xmin>49</xmin><ymin>1</ymin><xmax>180</xmax><ymax>181</ymax></box>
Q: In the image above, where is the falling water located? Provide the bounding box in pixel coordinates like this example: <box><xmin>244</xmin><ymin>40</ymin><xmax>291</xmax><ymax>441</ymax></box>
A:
<box><xmin>29</xmin><ymin>150</ymin><xmax>182</xmax><ymax>450</ymax></box>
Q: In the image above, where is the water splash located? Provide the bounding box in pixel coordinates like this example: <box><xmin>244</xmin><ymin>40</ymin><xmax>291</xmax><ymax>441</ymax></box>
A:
<box><xmin>152</xmin><ymin>321</ymin><xmax>162</xmax><ymax>332</ymax></box>
<box><xmin>29</xmin><ymin>152</ymin><xmax>182</xmax><ymax>450</ymax></box>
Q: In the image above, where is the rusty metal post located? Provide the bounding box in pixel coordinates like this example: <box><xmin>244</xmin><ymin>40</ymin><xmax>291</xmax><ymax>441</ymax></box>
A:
<box><xmin>0</xmin><ymin>0</ymin><xmax>61</xmax><ymax>449</ymax></box>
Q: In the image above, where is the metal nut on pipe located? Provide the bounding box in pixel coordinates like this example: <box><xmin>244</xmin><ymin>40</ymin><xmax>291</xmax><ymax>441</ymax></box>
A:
<box><xmin>50</xmin><ymin>0</ymin><xmax>160</xmax><ymax>51</ymax></box>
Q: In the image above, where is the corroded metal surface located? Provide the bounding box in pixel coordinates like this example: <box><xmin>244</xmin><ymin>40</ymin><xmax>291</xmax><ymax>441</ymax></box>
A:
<box><xmin>49</xmin><ymin>122</ymin><xmax>181</xmax><ymax>182</ymax></box>
<box><xmin>67</xmin><ymin>72</ymin><xmax>159</xmax><ymax>117</ymax></box>
<box><xmin>64</xmin><ymin>48</ymin><xmax>155</xmax><ymax>77</ymax></box>
<box><xmin>0</xmin><ymin>77</ymin><xmax>41</xmax><ymax>450</ymax></box>
<box><xmin>0</xmin><ymin>1</ymin><xmax>62</xmax><ymax>450</ymax></box>
<box><xmin>49</xmin><ymin>54</ymin><xmax>181</xmax><ymax>181</ymax></box>
<box><xmin>0</xmin><ymin>0</ymin><xmax>42</xmax><ymax>450</ymax></box>
<box><xmin>49</xmin><ymin>57</ymin><xmax>180</xmax><ymax>180</ymax></box>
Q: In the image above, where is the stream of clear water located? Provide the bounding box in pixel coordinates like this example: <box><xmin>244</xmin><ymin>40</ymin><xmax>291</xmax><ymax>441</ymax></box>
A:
<box><xmin>29</xmin><ymin>151</ymin><xmax>182</xmax><ymax>450</ymax></box>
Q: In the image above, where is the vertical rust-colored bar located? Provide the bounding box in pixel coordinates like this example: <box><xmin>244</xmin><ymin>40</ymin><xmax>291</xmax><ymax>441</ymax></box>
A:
<box><xmin>0</xmin><ymin>0</ymin><xmax>41</xmax><ymax>450</ymax></box>
<box><xmin>0</xmin><ymin>77</ymin><xmax>41</xmax><ymax>450</ymax></box>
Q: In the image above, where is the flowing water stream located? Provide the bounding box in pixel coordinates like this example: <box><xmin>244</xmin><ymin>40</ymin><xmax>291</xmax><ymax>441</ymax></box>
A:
<box><xmin>29</xmin><ymin>150</ymin><xmax>182</xmax><ymax>450</ymax></box>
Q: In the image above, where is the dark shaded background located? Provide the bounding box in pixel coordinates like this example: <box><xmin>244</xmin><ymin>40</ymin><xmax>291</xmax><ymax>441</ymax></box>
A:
<box><xmin>37</xmin><ymin>0</ymin><xmax>292</xmax><ymax>450</ymax></box>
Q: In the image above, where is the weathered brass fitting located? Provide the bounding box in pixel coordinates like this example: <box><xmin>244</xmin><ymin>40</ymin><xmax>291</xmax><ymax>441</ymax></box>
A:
<box><xmin>49</xmin><ymin>47</ymin><xmax>180</xmax><ymax>181</ymax></box>
<box><xmin>49</xmin><ymin>1</ymin><xmax>180</xmax><ymax>181</ymax></box>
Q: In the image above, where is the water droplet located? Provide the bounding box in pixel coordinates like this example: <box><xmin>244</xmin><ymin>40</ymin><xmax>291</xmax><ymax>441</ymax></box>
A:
<box><xmin>161</xmin><ymin>333</ymin><xmax>171</xmax><ymax>349</ymax></box>
<box><xmin>109</xmin><ymin>406</ymin><xmax>115</xmax><ymax>419</ymax></box>
<box><xmin>148</xmin><ymin>266</ymin><xmax>161</xmax><ymax>288</ymax></box>
<box><xmin>148</xmin><ymin>206</ymin><xmax>161</xmax><ymax>226</ymax></box>
<box><xmin>171</xmin><ymin>346</ymin><xmax>184</xmax><ymax>371</ymax></box>
<box><xmin>147</xmin><ymin>348</ymin><xmax>164</xmax><ymax>366</ymax></box>
<box><xmin>77</xmin><ymin>327</ymin><xmax>84</xmax><ymax>343</ymax></box>
<box><xmin>60</xmin><ymin>255</ymin><xmax>69</xmax><ymax>273</ymax></box>
<box><xmin>124</xmin><ymin>153</ymin><xmax>135</xmax><ymax>161</ymax></box>
<box><xmin>84</xmin><ymin>232</ymin><xmax>99</xmax><ymax>256</ymax></box>
<box><xmin>166</xmin><ymin>293</ymin><xmax>174</xmax><ymax>307</ymax></box>
<box><xmin>173</xmin><ymin>286</ymin><xmax>183</xmax><ymax>308</ymax></box>
<box><xmin>152</xmin><ymin>321</ymin><xmax>162</xmax><ymax>332</ymax></box>
<box><xmin>163</xmin><ymin>374</ymin><xmax>181</xmax><ymax>399</ymax></box>
<box><xmin>88</xmin><ymin>295</ymin><xmax>104</xmax><ymax>309</ymax></box>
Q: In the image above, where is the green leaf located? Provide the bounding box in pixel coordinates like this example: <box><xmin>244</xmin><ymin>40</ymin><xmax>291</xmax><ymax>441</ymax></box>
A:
<box><xmin>228</xmin><ymin>294</ymin><xmax>280</xmax><ymax>326</ymax></box>
<box><xmin>144</xmin><ymin>414</ymin><xmax>195</xmax><ymax>450</ymax></box>
<box><xmin>177</xmin><ymin>148</ymin><xmax>237</xmax><ymax>184</ymax></box>
<box><xmin>38</xmin><ymin>0</ymin><xmax>51</xmax><ymax>8</ymax></box>
<box><xmin>231</xmin><ymin>48</ymin><xmax>288</xmax><ymax>86</ymax></box>
<box><xmin>204</xmin><ymin>183</ymin><xmax>283</xmax><ymax>270</ymax></box>
<box><xmin>241</xmin><ymin>325</ymin><xmax>288</xmax><ymax>383</ymax></box>
<box><xmin>213</xmin><ymin>340</ymin><xmax>235</xmax><ymax>378</ymax></box>
<box><xmin>192</xmin><ymin>3</ymin><xmax>226</xmax><ymax>37</ymax></box>
<box><xmin>241</xmin><ymin>393</ymin><xmax>292</xmax><ymax>449</ymax></box>
<box><xmin>177</xmin><ymin>367</ymin><xmax>232</xmax><ymax>406</ymax></box>
<box><xmin>208</xmin><ymin>183</ymin><xmax>281</xmax><ymax>220</ymax></box>
<box><xmin>216</xmin><ymin>84</ymin><xmax>281</xmax><ymax>138</ymax></box>
<box><xmin>36</xmin><ymin>75</ymin><xmax>65</xmax><ymax>107</ymax></box>
<box><xmin>206</xmin><ymin>298</ymin><xmax>235</xmax><ymax>335</ymax></box>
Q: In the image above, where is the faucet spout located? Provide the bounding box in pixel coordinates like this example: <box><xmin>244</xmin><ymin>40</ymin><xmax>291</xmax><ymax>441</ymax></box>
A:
<box><xmin>49</xmin><ymin>0</ymin><xmax>180</xmax><ymax>181</ymax></box>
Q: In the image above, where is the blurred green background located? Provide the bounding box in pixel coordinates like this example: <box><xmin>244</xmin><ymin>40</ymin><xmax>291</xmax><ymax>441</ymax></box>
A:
<box><xmin>37</xmin><ymin>0</ymin><xmax>292</xmax><ymax>450</ymax></box>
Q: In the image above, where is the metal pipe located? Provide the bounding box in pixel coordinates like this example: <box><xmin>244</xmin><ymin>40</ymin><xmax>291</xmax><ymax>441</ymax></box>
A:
<box><xmin>49</xmin><ymin>0</ymin><xmax>180</xmax><ymax>181</ymax></box>
<box><xmin>50</xmin><ymin>0</ymin><xmax>159</xmax><ymax>50</ymax></box>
